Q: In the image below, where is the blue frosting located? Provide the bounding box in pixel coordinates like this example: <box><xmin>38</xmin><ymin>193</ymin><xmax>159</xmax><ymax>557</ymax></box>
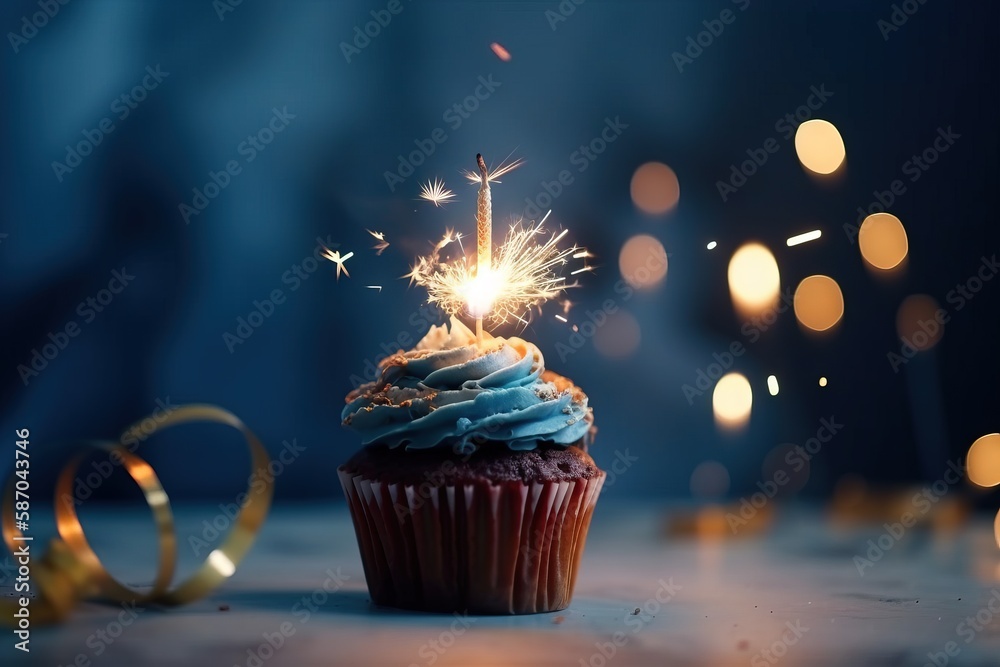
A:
<box><xmin>342</xmin><ymin>317</ymin><xmax>591</xmax><ymax>453</ymax></box>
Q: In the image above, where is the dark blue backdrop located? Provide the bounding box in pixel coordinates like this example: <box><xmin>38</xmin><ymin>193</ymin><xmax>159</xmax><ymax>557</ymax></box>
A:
<box><xmin>1</xmin><ymin>0</ymin><xmax>997</xmax><ymax>501</ymax></box>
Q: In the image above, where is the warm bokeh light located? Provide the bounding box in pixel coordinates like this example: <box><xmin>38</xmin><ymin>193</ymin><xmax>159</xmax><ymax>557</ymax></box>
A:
<box><xmin>794</xmin><ymin>119</ymin><xmax>846</xmax><ymax>174</ymax></box>
<box><xmin>967</xmin><ymin>433</ymin><xmax>1000</xmax><ymax>488</ymax></box>
<box><xmin>489</xmin><ymin>42</ymin><xmax>511</xmax><ymax>61</ymax></box>
<box><xmin>713</xmin><ymin>372</ymin><xmax>752</xmax><ymax>430</ymax></box>
<box><xmin>630</xmin><ymin>162</ymin><xmax>680</xmax><ymax>215</ymax></box>
<box><xmin>619</xmin><ymin>234</ymin><xmax>668</xmax><ymax>289</ymax></box>
<box><xmin>593</xmin><ymin>309</ymin><xmax>641</xmax><ymax>359</ymax></box>
<box><xmin>728</xmin><ymin>243</ymin><xmax>780</xmax><ymax>317</ymax></box>
<box><xmin>767</xmin><ymin>375</ymin><xmax>779</xmax><ymax>396</ymax></box>
<box><xmin>690</xmin><ymin>460</ymin><xmax>731</xmax><ymax>498</ymax></box>
<box><xmin>896</xmin><ymin>294</ymin><xmax>944</xmax><ymax>351</ymax></box>
<box><xmin>819</xmin><ymin>376</ymin><xmax>828</xmax><ymax>387</ymax></box>
<box><xmin>786</xmin><ymin>229</ymin><xmax>822</xmax><ymax>247</ymax></box>
<box><xmin>794</xmin><ymin>275</ymin><xmax>844</xmax><ymax>332</ymax></box>
<box><xmin>208</xmin><ymin>549</ymin><xmax>236</xmax><ymax>578</ymax></box>
<box><xmin>859</xmin><ymin>213</ymin><xmax>908</xmax><ymax>270</ymax></box>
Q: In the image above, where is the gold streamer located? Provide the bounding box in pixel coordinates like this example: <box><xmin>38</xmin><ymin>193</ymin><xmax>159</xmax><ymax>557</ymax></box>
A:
<box><xmin>1</xmin><ymin>404</ymin><xmax>273</xmax><ymax>625</ymax></box>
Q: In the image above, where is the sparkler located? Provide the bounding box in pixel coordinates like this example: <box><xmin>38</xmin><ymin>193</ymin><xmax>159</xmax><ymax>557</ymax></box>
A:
<box><xmin>406</xmin><ymin>154</ymin><xmax>591</xmax><ymax>344</ymax></box>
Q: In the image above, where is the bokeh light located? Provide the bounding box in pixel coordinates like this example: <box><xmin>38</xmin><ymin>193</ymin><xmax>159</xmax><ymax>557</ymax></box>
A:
<box><xmin>489</xmin><ymin>42</ymin><xmax>511</xmax><ymax>61</ymax></box>
<box><xmin>619</xmin><ymin>234</ymin><xmax>668</xmax><ymax>289</ymax></box>
<box><xmin>630</xmin><ymin>162</ymin><xmax>680</xmax><ymax>215</ymax></box>
<box><xmin>593</xmin><ymin>310</ymin><xmax>641</xmax><ymax>359</ymax></box>
<box><xmin>967</xmin><ymin>433</ymin><xmax>1000</xmax><ymax>488</ymax></box>
<box><xmin>794</xmin><ymin>275</ymin><xmax>844</xmax><ymax>332</ymax></box>
<box><xmin>896</xmin><ymin>294</ymin><xmax>945</xmax><ymax>351</ymax></box>
<box><xmin>794</xmin><ymin>119</ymin><xmax>846</xmax><ymax>174</ymax></box>
<box><xmin>859</xmin><ymin>213</ymin><xmax>909</xmax><ymax>270</ymax></box>
<box><xmin>690</xmin><ymin>460</ymin><xmax>731</xmax><ymax>498</ymax></box>
<box><xmin>707</xmin><ymin>241</ymin><xmax>717</xmax><ymax>250</ymax></box>
<box><xmin>819</xmin><ymin>377</ymin><xmax>828</xmax><ymax>387</ymax></box>
<box><xmin>713</xmin><ymin>372</ymin><xmax>752</xmax><ymax>430</ymax></box>
<box><xmin>767</xmin><ymin>375</ymin><xmax>779</xmax><ymax>396</ymax></box>
<box><xmin>728</xmin><ymin>243</ymin><xmax>780</xmax><ymax>317</ymax></box>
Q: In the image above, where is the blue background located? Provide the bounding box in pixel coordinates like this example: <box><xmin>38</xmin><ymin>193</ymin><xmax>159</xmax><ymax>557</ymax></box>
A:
<box><xmin>1</xmin><ymin>0</ymin><xmax>997</xmax><ymax>502</ymax></box>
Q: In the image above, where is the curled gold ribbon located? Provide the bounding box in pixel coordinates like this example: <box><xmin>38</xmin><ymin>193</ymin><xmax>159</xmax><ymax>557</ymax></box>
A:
<box><xmin>2</xmin><ymin>404</ymin><xmax>273</xmax><ymax>624</ymax></box>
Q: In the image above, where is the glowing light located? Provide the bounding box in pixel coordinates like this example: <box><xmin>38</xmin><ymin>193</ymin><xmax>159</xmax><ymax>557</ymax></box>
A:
<box><xmin>767</xmin><ymin>375</ymin><xmax>779</xmax><ymax>396</ymax></box>
<box><xmin>320</xmin><ymin>247</ymin><xmax>353</xmax><ymax>280</ymax></box>
<box><xmin>554</xmin><ymin>314</ymin><xmax>567</xmax><ymax>323</ymax></box>
<box><xmin>967</xmin><ymin>434</ymin><xmax>1000</xmax><ymax>488</ymax></box>
<box><xmin>794</xmin><ymin>119</ymin><xmax>846</xmax><ymax>175</ymax></box>
<box><xmin>366</xmin><ymin>285</ymin><xmax>382</xmax><ymax>292</ymax></box>
<box><xmin>208</xmin><ymin>549</ymin><xmax>236</xmax><ymax>578</ymax></box>
<box><xmin>707</xmin><ymin>241</ymin><xmax>717</xmax><ymax>250</ymax></box>
<box><xmin>490</xmin><ymin>42</ymin><xmax>511</xmax><ymax>61</ymax></box>
<box><xmin>630</xmin><ymin>162</ymin><xmax>680</xmax><ymax>215</ymax></box>
<box><xmin>593</xmin><ymin>310</ymin><xmax>641</xmax><ymax>359</ymax></box>
<box><xmin>786</xmin><ymin>229</ymin><xmax>822</xmax><ymax>247</ymax></box>
<box><xmin>367</xmin><ymin>229</ymin><xmax>389</xmax><ymax>255</ymax></box>
<box><xmin>419</xmin><ymin>178</ymin><xmax>455</xmax><ymax>206</ymax></box>
<box><xmin>896</xmin><ymin>294</ymin><xmax>945</xmax><ymax>351</ymax></box>
<box><xmin>619</xmin><ymin>235</ymin><xmax>668</xmax><ymax>289</ymax></box>
<box><xmin>819</xmin><ymin>377</ymin><xmax>828</xmax><ymax>387</ymax></box>
<box><xmin>794</xmin><ymin>275</ymin><xmax>844</xmax><ymax>332</ymax></box>
<box><xmin>690</xmin><ymin>461</ymin><xmax>731</xmax><ymax>498</ymax></box>
<box><xmin>713</xmin><ymin>373</ymin><xmax>752</xmax><ymax>430</ymax></box>
<box><xmin>859</xmin><ymin>213</ymin><xmax>908</xmax><ymax>270</ymax></box>
<box><xmin>408</xmin><ymin>219</ymin><xmax>588</xmax><ymax>327</ymax></box>
<box><xmin>728</xmin><ymin>243</ymin><xmax>780</xmax><ymax>317</ymax></box>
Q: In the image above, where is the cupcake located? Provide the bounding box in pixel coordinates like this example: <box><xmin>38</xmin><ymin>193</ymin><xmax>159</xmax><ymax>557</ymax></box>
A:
<box><xmin>339</xmin><ymin>316</ymin><xmax>604</xmax><ymax>614</ymax></box>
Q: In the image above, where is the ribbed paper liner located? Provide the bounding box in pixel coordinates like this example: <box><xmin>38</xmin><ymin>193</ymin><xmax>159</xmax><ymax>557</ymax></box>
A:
<box><xmin>338</xmin><ymin>467</ymin><xmax>605</xmax><ymax>614</ymax></box>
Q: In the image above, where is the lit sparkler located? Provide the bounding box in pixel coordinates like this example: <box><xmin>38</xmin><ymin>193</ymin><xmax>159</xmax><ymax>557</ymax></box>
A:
<box><xmin>407</xmin><ymin>154</ymin><xmax>591</xmax><ymax>341</ymax></box>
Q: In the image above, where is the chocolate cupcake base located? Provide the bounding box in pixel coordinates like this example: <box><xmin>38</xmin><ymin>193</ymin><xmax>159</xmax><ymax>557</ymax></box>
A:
<box><xmin>338</xmin><ymin>445</ymin><xmax>604</xmax><ymax>614</ymax></box>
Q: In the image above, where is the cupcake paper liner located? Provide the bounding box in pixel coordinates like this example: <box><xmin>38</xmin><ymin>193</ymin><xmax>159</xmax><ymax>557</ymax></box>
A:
<box><xmin>338</xmin><ymin>467</ymin><xmax>605</xmax><ymax>614</ymax></box>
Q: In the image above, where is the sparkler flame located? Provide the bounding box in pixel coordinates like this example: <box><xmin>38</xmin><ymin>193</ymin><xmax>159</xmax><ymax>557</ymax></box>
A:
<box><xmin>407</xmin><ymin>155</ymin><xmax>591</xmax><ymax>329</ymax></box>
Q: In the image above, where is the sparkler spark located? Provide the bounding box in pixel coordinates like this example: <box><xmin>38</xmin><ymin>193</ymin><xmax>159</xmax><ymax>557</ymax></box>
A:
<box><xmin>367</xmin><ymin>229</ymin><xmax>390</xmax><ymax>255</ymax></box>
<box><xmin>419</xmin><ymin>178</ymin><xmax>456</xmax><ymax>206</ymax></box>
<box><xmin>321</xmin><ymin>246</ymin><xmax>354</xmax><ymax>280</ymax></box>
<box><xmin>462</xmin><ymin>156</ymin><xmax>524</xmax><ymax>185</ymax></box>
<box><xmin>366</xmin><ymin>285</ymin><xmax>383</xmax><ymax>292</ymax></box>
<box><xmin>407</xmin><ymin>219</ymin><xmax>587</xmax><ymax>327</ymax></box>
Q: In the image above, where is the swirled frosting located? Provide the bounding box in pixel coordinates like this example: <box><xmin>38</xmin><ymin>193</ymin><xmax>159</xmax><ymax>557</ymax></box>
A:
<box><xmin>342</xmin><ymin>317</ymin><xmax>592</xmax><ymax>453</ymax></box>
